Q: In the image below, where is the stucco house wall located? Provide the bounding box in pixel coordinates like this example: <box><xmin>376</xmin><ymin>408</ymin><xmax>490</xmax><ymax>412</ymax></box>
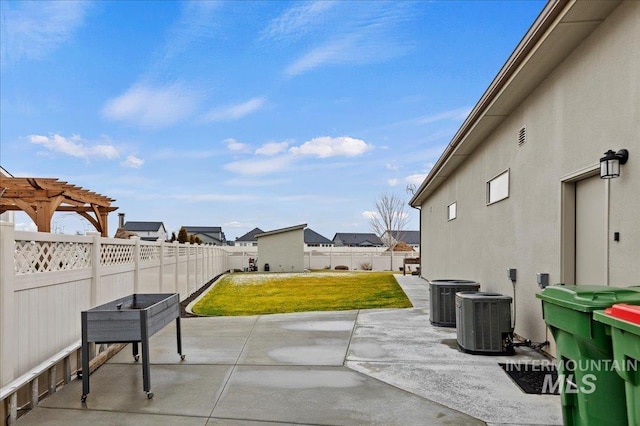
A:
<box><xmin>257</xmin><ymin>224</ymin><xmax>306</xmax><ymax>272</ymax></box>
<box><xmin>413</xmin><ymin>1</ymin><xmax>639</xmax><ymax>348</ymax></box>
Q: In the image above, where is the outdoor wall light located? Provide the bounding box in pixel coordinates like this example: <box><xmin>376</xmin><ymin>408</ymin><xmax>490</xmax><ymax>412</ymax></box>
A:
<box><xmin>600</xmin><ymin>149</ymin><xmax>629</xmax><ymax>179</ymax></box>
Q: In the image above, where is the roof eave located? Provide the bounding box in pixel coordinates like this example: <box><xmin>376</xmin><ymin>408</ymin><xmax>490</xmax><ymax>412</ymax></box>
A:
<box><xmin>410</xmin><ymin>0</ymin><xmax>621</xmax><ymax>207</ymax></box>
<box><xmin>256</xmin><ymin>223</ymin><xmax>307</xmax><ymax>238</ymax></box>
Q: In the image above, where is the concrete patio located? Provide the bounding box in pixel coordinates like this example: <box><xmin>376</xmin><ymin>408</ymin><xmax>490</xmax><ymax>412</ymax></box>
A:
<box><xmin>18</xmin><ymin>275</ymin><xmax>562</xmax><ymax>425</ymax></box>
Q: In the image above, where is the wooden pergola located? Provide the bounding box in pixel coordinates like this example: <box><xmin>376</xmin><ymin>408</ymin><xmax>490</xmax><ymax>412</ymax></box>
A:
<box><xmin>0</xmin><ymin>176</ymin><xmax>118</xmax><ymax>237</ymax></box>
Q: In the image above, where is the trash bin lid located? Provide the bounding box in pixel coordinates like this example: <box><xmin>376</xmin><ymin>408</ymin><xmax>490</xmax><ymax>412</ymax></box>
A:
<box><xmin>536</xmin><ymin>285</ymin><xmax>640</xmax><ymax>312</ymax></box>
<box><xmin>604</xmin><ymin>304</ymin><xmax>640</xmax><ymax>325</ymax></box>
<box><xmin>594</xmin><ymin>307</ymin><xmax>640</xmax><ymax>338</ymax></box>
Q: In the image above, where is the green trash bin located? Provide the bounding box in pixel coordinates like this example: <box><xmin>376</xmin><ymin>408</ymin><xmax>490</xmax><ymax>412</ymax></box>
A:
<box><xmin>594</xmin><ymin>304</ymin><xmax>640</xmax><ymax>426</ymax></box>
<box><xmin>536</xmin><ymin>285</ymin><xmax>640</xmax><ymax>426</ymax></box>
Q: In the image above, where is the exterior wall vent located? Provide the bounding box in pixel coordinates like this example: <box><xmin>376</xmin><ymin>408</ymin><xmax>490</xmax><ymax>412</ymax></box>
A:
<box><xmin>518</xmin><ymin>126</ymin><xmax>526</xmax><ymax>146</ymax></box>
<box><xmin>518</xmin><ymin>126</ymin><xmax>527</xmax><ymax>146</ymax></box>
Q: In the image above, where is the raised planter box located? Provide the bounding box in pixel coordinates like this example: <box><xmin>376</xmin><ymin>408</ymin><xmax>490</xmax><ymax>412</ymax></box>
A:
<box><xmin>81</xmin><ymin>293</ymin><xmax>184</xmax><ymax>401</ymax></box>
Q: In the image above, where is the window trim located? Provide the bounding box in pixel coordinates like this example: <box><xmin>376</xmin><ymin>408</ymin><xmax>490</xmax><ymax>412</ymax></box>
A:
<box><xmin>447</xmin><ymin>202</ymin><xmax>457</xmax><ymax>221</ymax></box>
<box><xmin>486</xmin><ymin>169</ymin><xmax>510</xmax><ymax>205</ymax></box>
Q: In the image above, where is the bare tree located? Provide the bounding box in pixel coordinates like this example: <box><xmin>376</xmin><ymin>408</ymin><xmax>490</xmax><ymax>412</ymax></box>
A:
<box><xmin>369</xmin><ymin>192</ymin><xmax>409</xmax><ymax>247</ymax></box>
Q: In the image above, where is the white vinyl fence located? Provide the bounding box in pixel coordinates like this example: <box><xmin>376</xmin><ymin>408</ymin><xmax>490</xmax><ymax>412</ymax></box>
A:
<box><xmin>225</xmin><ymin>246</ymin><xmax>419</xmax><ymax>272</ymax></box>
<box><xmin>0</xmin><ymin>222</ymin><xmax>228</xmax><ymax>422</ymax></box>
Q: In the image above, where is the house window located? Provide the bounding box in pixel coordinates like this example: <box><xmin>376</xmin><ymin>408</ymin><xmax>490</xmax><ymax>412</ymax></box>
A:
<box><xmin>447</xmin><ymin>202</ymin><xmax>457</xmax><ymax>221</ymax></box>
<box><xmin>487</xmin><ymin>169</ymin><xmax>510</xmax><ymax>205</ymax></box>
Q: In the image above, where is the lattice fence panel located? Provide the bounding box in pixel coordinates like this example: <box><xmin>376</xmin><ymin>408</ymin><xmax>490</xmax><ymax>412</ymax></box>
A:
<box><xmin>14</xmin><ymin>240</ymin><xmax>92</xmax><ymax>274</ymax></box>
<box><xmin>101</xmin><ymin>244</ymin><xmax>134</xmax><ymax>265</ymax></box>
<box><xmin>164</xmin><ymin>245</ymin><xmax>177</xmax><ymax>257</ymax></box>
<box><xmin>140</xmin><ymin>245</ymin><xmax>160</xmax><ymax>262</ymax></box>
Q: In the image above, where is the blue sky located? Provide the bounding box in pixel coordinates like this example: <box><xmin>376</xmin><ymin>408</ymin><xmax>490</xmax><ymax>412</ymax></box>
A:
<box><xmin>1</xmin><ymin>0</ymin><xmax>545</xmax><ymax>241</ymax></box>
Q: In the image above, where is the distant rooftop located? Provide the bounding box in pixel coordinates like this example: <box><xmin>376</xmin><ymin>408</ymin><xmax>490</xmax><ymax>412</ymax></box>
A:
<box><xmin>305</xmin><ymin>228</ymin><xmax>333</xmax><ymax>245</ymax></box>
<box><xmin>123</xmin><ymin>221</ymin><xmax>165</xmax><ymax>232</ymax></box>
<box><xmin>236</xmin><ymin>227</ymin><xmax>264</xmax><ymax>242</ymax></box>
<box><xmin>333</xmin><ymin>232</ymin><xmax>383</xmax><ymax>247</ymax></box>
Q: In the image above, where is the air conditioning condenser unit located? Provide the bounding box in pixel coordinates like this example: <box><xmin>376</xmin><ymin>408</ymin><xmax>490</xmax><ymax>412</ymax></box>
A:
<box><xmin>429</xmin><ymin>279</ymin><xmax>480</xmax><ymax>327</ymax></box>
<box><xmin>456</xmin><ymin>291</ymin><xmax>514</xmax><ymax>355</ymax></box>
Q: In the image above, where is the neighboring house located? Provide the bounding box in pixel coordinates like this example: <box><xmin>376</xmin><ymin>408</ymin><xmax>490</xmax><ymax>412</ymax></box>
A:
<box><xmin>182</xmin><ymin>226</ymin><xmax>226</xmax><ymax>245</ymax></box>
<box><xmin>332</xmin><ymin>233</ymin><xmax>383</xmax><ymax>247</ymax></box>
<box><xmin>304</xmin><ymin>228</ymin><xmax>334</xmax><ymax>248</ymax></box>
<box><xmin>382</xmin><ymin>230</ymin><xmax>420</xmax><ymax>250</ymax></box>
<box><xmin>123</xmin><ymin>221</ymin><xmax>168</xmax><ymax>241</ymax></box>
<box><xmin>234</xmin><ymin>227</ymin><xmax>263</xmax><ymax>247</ymax></box>
<box><xmin>256</xmin><ymin>224</ymin><xmax>306</xmax><ymax>272</ymax></box>
<box><xmin>409</xmin><ymin>1</ymin><xmax>639</xmax><ymax>354</ymax></box>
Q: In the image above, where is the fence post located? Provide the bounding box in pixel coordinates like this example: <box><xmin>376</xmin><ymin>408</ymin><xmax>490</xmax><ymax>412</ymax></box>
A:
<box><xmin>159</xmin><ymin>240</ymin><xmax>165</xmax><ymax>293</ymax></box>
<box><xmin>350</xmin><ymin>249</ymin><xmax>353</xmax><ymax>271</ymax></box>
<box><xmin>195</xmin><ymin>245</ymin><xmax>200</xmax><ymax>290</ymax></box>
<box><xmin>174</xmin><ymin>242</ymin><xmax>179</xmax><ymax>295</ymax></box>
<box><xmin>90</xmin><ymin>233</ymin><xmax>100</xmax><ymax>306</ymax></box>
<box><xmin>133</xmin><ymin>237</ymin><xmax>140</xmax><ymax>294</ymax></box>
<box><xmin>185</xmin><ymin>243</ymin><xmax>191</xmax><ymax>294</ymax></box>
<box><xmin>205</xmin><ymin>245</ymin><xmax>210</xmax><ymax>283</ymax></box>
<box><xmin>330</xmin><ymin>247</ymin><xmax>333</xmax><ymax>269</ymax></box>
<box><xmin>0</xmin><ymin>222</ymin><xmax>16</xmax><ymax>385</ymax></box>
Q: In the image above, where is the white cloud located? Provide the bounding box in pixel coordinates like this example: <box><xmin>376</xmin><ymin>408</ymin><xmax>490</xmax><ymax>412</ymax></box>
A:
<box><xmin>380</xmin><ymin>108</ymin><xmax>472</xmax><ymax>131</ymax></box>
<box><xmin>122</xmin><ymin>155</ymin><xmax>144</xmax><ymax>168</ymax></box>
<box><xmin>224</xmin><ymin>156</ymin><xmax>292</xmax><ymax>176</ymax></box>
<box><xmin>405</xmin><ymin>173</ymin><xmax>427</xmax><ymax>186</ymax></box>
<box><xmin>388</xmin><ymin>178</ymin><xmax>399</xmax><ymax>187</ymax></box>
<box><xmin>385</xmin><ymin>162</ymin><xmax>398</xmax><ymax>171</ymax></box>
<box><xmin>415</xmin><ymin>107</ymin><xmax>471</xmax><ymax>125</ymax></box>
<box><xmin>102</xmin><ymin>82</ymin><xmax>199</xmax><ymax>128</ymax></box>
<box><xmin>285</xmin><ymin>34</ymin><xmax>412</xmax><ymax>77</ymax></box>
<box><xmin>161</xmin><ymin>1</ymin><xmax>222</xmax><ymax>63</ymax></box>
<box><xmin>285</xmin><ymin>38</ymin><xmax>354</xmax><ymax>76</ymax></box>
<box><xmin>204</xmin><ymin>97</ymin><xmax>265</xmax><ymax>122</ymax></box>
<box><xmin>224</xmin><ymin>138</ymin><xmax>251</xmax><ymax>153</ymax></box>
<box><xmin>282</xmin><ymin>4</ymin><xmax>415</xmax><ymax>77</ymax></box>
<box><xmin>262</xmin><ymin>1</ymin><xmax>337</xmax><ymax>40</ymax></box>
<box><xmin>289</xmin><ymin>136</ymin><xmax>371</xmax><ymax>158</ymax></box>
<box><xmin>255</xmin><ymin>142</ymin><xmax>289</xmax><ymax>156</ymax></box>
<box><xmin>1</xmin><ymin>1</ymin><xmax>89</xmax><ymax>66</ymax></box>
<box><xmin>277</xmin><ymin>194</ymin><xmax>347</xmax><ymax>203</ymax></box>
<box><xmin>224</xmin><ymin>177</ymin><xmax>289</xmax><ymax>187</ymax></box>
<box><xmin>224</xmin><ymin>221</ymin><xmax>254</xmax><ymax>228</ymax></box>
<box><xmin>175</xmin><ymin>193</ymin><xmax>257</xmax><ymax>202</ymax></box>
<box><xmin>29</xmin><ymin>134</ymin><xmax>119</xmax><ymax>160</ymax></box>
<box><xmin>153</xmin><ymin>147</ymin><xmax>219</xmax><ymax>160</ymax></box>
<box><xmin>362</xmin><ymin>211</ymin><xmax>378</xmax><ymax>220</ymax></box>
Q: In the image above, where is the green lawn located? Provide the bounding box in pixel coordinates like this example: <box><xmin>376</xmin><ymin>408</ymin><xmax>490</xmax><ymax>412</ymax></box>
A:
<box><xmin>191</xmin><ymin>271</ymin><xmax>413</xmax><ymax>316</ymax></box>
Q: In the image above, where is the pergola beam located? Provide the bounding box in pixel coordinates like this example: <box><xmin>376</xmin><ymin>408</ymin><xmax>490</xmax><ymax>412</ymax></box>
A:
<box><xmin>0</xmin><ymin>176</ymin><xmax>118</xmax><ymax>236</ymax></box>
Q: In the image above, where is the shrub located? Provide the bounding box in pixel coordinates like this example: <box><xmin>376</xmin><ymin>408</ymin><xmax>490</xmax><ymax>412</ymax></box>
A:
<box><xmin>335</xmin><ymin>265</ymin><xmax>349</xmax><ymax>270</ymax></box>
